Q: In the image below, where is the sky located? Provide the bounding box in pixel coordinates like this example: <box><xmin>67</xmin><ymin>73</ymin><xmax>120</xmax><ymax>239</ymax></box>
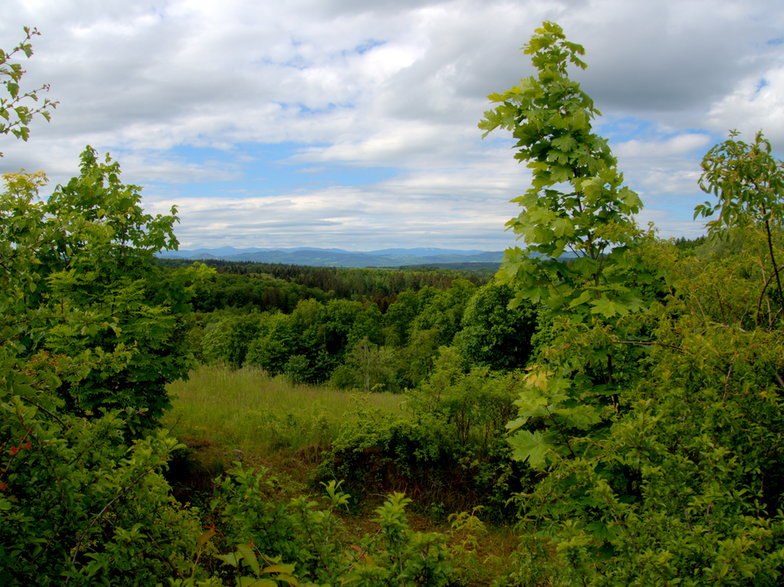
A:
<box><xmin>1</xmin><ymin>0</ymin><xmax>783</xmax><ymax>252</ymax></box>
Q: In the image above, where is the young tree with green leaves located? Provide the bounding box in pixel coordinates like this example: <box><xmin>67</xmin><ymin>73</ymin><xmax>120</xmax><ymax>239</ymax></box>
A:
<box><xmin>478</xmin><ymin>22</ymin><xmax>784</xmax><ymax>584</ymax></box>
<box><xmin>477</xmin><ymin>20</ymin><xmax>656</xmax><ymax>484</ymax></box>
<box><xmin>1</xmin><ymin>146</ymin><xmax>203</xmax><ymax>427</ymax></box>
<box><xmin>697</xmin><ymin>130</ymin><xmax>784</xmax><ymax>324</ymax></box>
<box><xmin>479</xmin><ymin>21</ymin><xmax>645</xmax><ymax>319</ymax></box>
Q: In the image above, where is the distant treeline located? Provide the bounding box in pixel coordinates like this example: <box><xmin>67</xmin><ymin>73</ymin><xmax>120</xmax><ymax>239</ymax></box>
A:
<box><xmin>157</xmin><ymin>258</ymin><xmax>493</xmax><ymax>312</ymax></box>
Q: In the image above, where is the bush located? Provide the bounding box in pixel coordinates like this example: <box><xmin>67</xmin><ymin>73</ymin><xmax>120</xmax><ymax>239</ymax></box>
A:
<box><xmin>317</xmin><ymin>389</ymin><xmax>529</xmax><ymax>522</ymax></box>
<box><xmin>0</xmin><ymin>388</ymin><xmax>201</xmax><ymax>585</ymax></box>
<box><xmin>208</xmin><ymin>464</ymin><xmax>455</xmax><ymax>585</ymax></box>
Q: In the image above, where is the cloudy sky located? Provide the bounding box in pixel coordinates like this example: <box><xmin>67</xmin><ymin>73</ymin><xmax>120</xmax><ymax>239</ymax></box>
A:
<box><xmin>1</xmin><ymin>0</ymin><xmax>782</xmax><ymax>251</ymax></box>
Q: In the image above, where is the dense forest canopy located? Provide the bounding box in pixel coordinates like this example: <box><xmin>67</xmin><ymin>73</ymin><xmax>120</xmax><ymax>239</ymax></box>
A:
<box><xmin>1</xmin><ymin>21</ymin><xmax>783</xmax><ymax>586</ymax></box>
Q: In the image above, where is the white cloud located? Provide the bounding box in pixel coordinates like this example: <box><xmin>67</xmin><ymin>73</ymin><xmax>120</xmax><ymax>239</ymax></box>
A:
<box><xmin>706</xmin><ymin>67</ymin><xmax>784</xmax><ymax>146</ymax></box>
<box><xmin>636</xmin><ymin>208</ymin><xmax>707</xmax><ymax>240</ymax></box>
<box><xmin>1</xmin><ymin>0</ymin><xmax>782</xmax><ymax>248</ymax></box>
<box><xmin>615</xmin><ymin>134</ymin><xmax>711</xmax><ymax>158</ymax></box>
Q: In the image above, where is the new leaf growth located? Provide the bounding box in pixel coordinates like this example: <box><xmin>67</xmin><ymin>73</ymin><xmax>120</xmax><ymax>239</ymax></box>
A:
<box><xmin>479</xmin><ymin>21</ymin><xmax>644</xmax><ymax>319</ymax></box>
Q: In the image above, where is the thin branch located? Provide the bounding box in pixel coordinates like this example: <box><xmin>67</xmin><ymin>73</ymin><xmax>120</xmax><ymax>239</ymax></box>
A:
<box><xmin>612</xmin><ymin>339</ymin><xmax>689</xmax><ymax>353</ymax></box>
<box><xmin>68</xmin><ymin>456</ymin><xmax>168</xmax><ymax>571</ymax></box>
<box><xmin>756</xmin><ymin>259</ymin><xmax>784</xmax><ymax>329</ymax></box>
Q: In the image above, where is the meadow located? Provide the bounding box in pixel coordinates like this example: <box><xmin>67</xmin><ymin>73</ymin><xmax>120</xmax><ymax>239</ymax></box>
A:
<box><xmin>164</xmin><ymin>364</ymin><xmax>408</xmax><ymax>455</ymax></box>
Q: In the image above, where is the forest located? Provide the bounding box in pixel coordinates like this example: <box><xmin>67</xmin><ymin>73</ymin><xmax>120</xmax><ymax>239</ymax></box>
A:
<box><xmin>2</xmin><ymin>21</ymin><xmax>784</xmax><ymax>585</ymax></box>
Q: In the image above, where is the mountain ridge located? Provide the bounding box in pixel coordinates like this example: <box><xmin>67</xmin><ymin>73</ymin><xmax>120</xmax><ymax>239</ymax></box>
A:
<box><xmin>158</xmin><ymin>246</ymin><xmax>505</xmax><ymax>268</ymax></box>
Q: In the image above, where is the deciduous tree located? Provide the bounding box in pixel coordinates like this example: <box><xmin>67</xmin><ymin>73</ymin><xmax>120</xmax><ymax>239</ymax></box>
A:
<box><xmin>479</xmin><ymin>21</ymin><xmax>644</xmax><ymax>319</ymax></box>
<box><xmin>697</xmin><ymin>130</ymin><xmax>784</xmax><ymax>323</ymax></box>
<box><xmin>1</xmin><ymin>147</ymin><xmax>200</xmax><ymax>426</ymax></box>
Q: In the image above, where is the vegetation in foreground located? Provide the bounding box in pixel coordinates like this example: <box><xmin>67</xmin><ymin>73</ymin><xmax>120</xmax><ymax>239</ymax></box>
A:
<box><xmin>1</xmin><ymin>21</ymin><xmax>783</xmax><ymax>586</ymax></box>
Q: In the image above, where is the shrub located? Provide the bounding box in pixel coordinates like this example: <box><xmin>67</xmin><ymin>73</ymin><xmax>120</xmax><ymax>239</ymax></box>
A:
<box><xmin>0</xmin><ymin>388</ymin><xmax>201</xmax><ymax>585</ymax></box>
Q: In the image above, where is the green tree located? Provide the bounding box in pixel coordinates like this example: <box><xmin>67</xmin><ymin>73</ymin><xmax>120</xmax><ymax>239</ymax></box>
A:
<box><xmin>343</xmin><ymin>336</ymin><xmax>395</xmax><ymax>392</ymax></box>
<box><xmin>0</xmin><ymin>26</ymin><xmax>57</xmax><ymax>154</ymax></box>
<box><xmin>477</xmin><ymin>23</ymin><xmax>784</xmax><ymax>585</ymax></box>
<box><xmin>503</xmin><ymin>239</ymin><xmax>784</xmax><ymax>585</ymax></box>
<box><xmin>411</xmin><ymin>279</ymin><xmax>477</xmax><ymax>346</ymax></box>
<box><xmin>393</xmin><ymin>328</ymin><xmax>441</xmax><ymax>389</ymax></box>
<box><xmin>479</xmin><ymin>21</ymin><xmax>644</xmax><ymax>319</ymax></box>
<box><xmin>383</xmin><ymin>290</ymin><xmax>423</xmax><ymax>347</ymax></box>
<box><xmin>1</xmin><ymin>147</ymin><xmax>199</xmax><ymax>426</ymax></box>
<box><xmin>0</xmin><ymin>397</ymin><xmax>201</xmax><ymax>584</ymax></box>
<box><xmin>245</xmin><ymin>312</ymin><xmax>298</xmax><ymax>375</ymax></box>
<box><xmin>200</xmin><ymin>314</ymin><xmax>265</xmax><ymax>368</ymax></box>
<box><xmin>478</xmin><ymin>20</ymin><xmax>656</xmax><ymax>480</ymax></box>
<box><xmin>697</xmin><ymin>130</ymin><xmax>784</xmax><ymax>323</ymax></box>
<box><xmin>0</xmin><ymin>39</ymin><xmax>213</xmax><ymax>580</ymax></box>
<box><xmin>454</xmin><ymin>281</ymin><xmax>537</xmax><ymax>370</ymax></box>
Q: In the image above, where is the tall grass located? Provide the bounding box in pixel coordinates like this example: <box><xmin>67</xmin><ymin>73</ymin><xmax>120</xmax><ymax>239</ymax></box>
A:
<box><xmin>163</xmin><ymin>364</ymin><xmax>408</xmax><ymax>455</ymax></box>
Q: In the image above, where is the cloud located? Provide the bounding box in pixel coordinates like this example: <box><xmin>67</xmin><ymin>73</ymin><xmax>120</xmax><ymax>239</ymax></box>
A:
<box><xmin>569</xmin><ymin>0</ymin><xmax>784</xmax><ymax>119</ymax></box>
<box><xmin>2</xmin><ymin>0</ymin><xmax>782</xmax><ymax>249</ymax></box>
<box><xmin>615</xmin><ymin>133</ymin><xmax>711</xmax><ymax>158</ymax></box>
<box><xmin>706</xmin><ymin>68</ymin><xmax>784</xmax><ymax>146</ymax></box>
<box><xmin>151</xmin><ymin>152</ymin><xmax>526</xmax><ymax>251</ymax></box>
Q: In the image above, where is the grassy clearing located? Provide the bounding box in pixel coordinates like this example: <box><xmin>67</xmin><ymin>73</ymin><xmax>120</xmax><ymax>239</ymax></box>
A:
<box><xmin>163</xmin><ymin>364</ymin><xmax>408</xmax><ymax>455</ymax></box>
<box><xmin>163</xmin><ymin>364</ymin><xmax>522</xmax><ymax>583</ymax></box>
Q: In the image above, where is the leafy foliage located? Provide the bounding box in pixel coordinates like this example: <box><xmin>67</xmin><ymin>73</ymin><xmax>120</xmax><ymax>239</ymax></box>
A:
<box><xmin>319</xmin><ymin>362</ymin><xmax>529</xmax><ymax>520</ymax></box>
<box><xmin>480</xmin><ymin>21</ymin><xmax>660</xmax><ymax>527</ymax></box>
<box><xmin>454</xmin><ymin>281</ymin><xmax>537</xmax><ymax>370</ymax></box>
<box><xmin>480</xmin><ymin>22</ymin><xmax>784</xmax><ymax>585</ymax></box>
<box><xmin>697</xmin><ymin>130</ymin><xmax>784</xmax><ymax>322</ymax></box>
<box><xmin>1</xmin><ymin>148</ymin><xmax>202</xmax><ymax>426</ymax></box>
<box><xmin>479</xmin><ymin>21</ymin><xmax>645</xmax><ymax>319</ymax></box>
<box><xmin>356</xmin><ymin>492</ymin><xmax>451</xmax><ymax>586</ymax></box>
<box><xmin>168</xmin><ymin>258</ymin><xmax>487</xmax><ymax>314</ymax></box>
<box><xmin>0</xmin><ymin>27</ymin><xmax>57</xmax><ymax>154</ymax></box>
<box><xmin>200</xmin><ymin>276</ymin><xmax>493</xmax><ymax>391</ymax></box>
<box><xmin>209</xmin><ymin>465</ymin><xmax>456</xmax><ymax>585</ymax></box>
<box><xmin>5</xmin><ymin>17</ymin><xmax>784</xmax><ymax>586</ymax></box>
<box><xmin>0</xmin><ymin>391</ymin><xmax>201</xmax><ymax>585</ymax></box>
<box><xmin>503</xmin><ymin>239</ymin><xmax>784</xmax><ymax>584</ymax></box>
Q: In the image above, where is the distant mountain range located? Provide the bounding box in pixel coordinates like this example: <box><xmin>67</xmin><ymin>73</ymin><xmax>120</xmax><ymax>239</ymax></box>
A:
<box><xmin>158</xmin><ymin>246</ymin><xmax>505</xmax><ymax>268</ymax></box>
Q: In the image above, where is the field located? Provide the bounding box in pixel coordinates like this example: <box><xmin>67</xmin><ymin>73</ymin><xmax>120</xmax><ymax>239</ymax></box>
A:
<box><xmin>164</xmin><ymin>364</ymin><xmax>407</xmax><ymax>455</ymax></box>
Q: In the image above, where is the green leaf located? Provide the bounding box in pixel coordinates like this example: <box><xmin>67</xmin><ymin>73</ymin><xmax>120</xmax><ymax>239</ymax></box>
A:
<box><xmin>236</xmin><ymin>543</ymin><xmax>260</xmax><ymax>576</ymax></box>
<box><xmin>217</xmin><ymin>552</ymin><xmax>241</xmax><ymax>568</ymax></box>
<box><xmin>551</xmin><ymin>134</ymin><xmax>577</xmax><ymax>152</ymax></box>
<box><xmin>514</xmin><ymin>391</ymin><xmax>549</xmax><ymax>423</ymax></box>
<box><xmin>552</xmin><ymin>217</ymin><xmax>574</xmax><ymax>237</ymax></box>
<box><xmin>568</xmin><ymin>289</ymin><xmax>592</xmax><ymax>308</ymax></box>
<box><xmin>554</xmin><ymin>404</ymin><xmax>603</xmax><ymax>430</ymax></box>
<box><xmin>262</xmin><ymin>563</ymin><xmax>297</xmax><ymax>575</ymax></box>
<box><xmin>238</xmin><ymin>579</ymin><xmax>277</xmax><ymax>587</ymax></box>
<box><xmin>590</xmin><ymin>296</ymin><xmax>628</xmax><ymax>318</ymax></box>
<box><xmin>508</xmin><ymin>429</ymin><xmax>552</xmax><ymax>469</ymax></box>
<box><xmin>619</xmin><ymin>186</ymin><xmax>642</xmax><ymax>210</ymax></box>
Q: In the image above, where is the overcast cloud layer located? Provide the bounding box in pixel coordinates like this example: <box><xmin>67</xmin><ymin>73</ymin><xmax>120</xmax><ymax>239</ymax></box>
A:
<box><xmin>1</xmin><ymin>0</ymin><xmax>782</xmax><ymax>250</ymax></box>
